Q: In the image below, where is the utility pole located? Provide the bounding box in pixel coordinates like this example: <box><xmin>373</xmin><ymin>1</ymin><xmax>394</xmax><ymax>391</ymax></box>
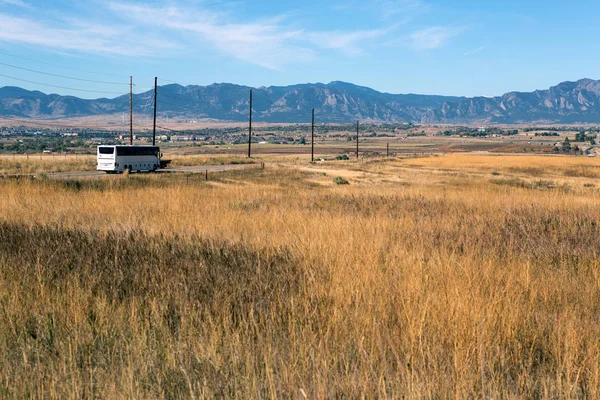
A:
<box><xmin>356</xmin><ymin>120</ymin><xmax>359</xmax><ymax>159</ymax></box>
<box><xmin>248</xmin><ymin>88</ymin><xmax>253</xmax><ymax>158</ymax></box>
<box><xmin>153</xmin><ymin>77</ymin><xmax>157</xmax><ymax>146</ymax></box>
<box><xmin>387</xmin><ymin>142</ymin><xmax>389</xmax><ymax>157</ymax></box>
<box><xmin>311</xmin><ymin>108</ymin><xmax>315</xmax><ymax>162</ymax></box>
<box><xmin>129</xmin><ymin>76</ymin><xmax>133</xmax><ymax>145</ymax></box>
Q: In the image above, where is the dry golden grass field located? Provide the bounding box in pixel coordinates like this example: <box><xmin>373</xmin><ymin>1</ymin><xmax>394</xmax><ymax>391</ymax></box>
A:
<box><xmin>1</xmin><ymin>153</ymin><xmax>600</xmax><ymax>398</ymax></box>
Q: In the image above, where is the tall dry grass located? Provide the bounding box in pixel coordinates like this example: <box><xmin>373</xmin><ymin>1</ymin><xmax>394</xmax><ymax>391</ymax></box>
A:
<box><xmin>0</xmin><ymin>154</ymin><xmax>96</xmax><ymax>174</ymax></box>
<box><xmin>0</xmin><ymin>155</ymin><xmax>599</xmax><ymax>397</ymax></box>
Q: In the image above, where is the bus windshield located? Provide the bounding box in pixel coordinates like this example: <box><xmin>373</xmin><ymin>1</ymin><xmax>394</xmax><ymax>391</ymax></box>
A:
<box><xmin>98</xmin><ymin>147</ymin><xmax>115</xmax><ymax>155</ymax></box>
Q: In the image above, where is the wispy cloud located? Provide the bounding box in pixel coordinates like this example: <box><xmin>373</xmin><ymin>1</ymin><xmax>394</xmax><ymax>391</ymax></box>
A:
<box><xmin>331</xmin><ymin>0</ymin><xmax>425</xmax><ymax>22</ymax></box>
<box><xmin>307</xmin><ymin>28</ymin><xmax>391</xmax><ymax>56</ymax></box>
<box><xmin>105</xmin><ymin>2</ymin><xmax>312</xmax><ymax>69</ymax></box>
<box><xmin>378</xmin><ymin>0</ymin><xmax>426</xmax><ymax>20</ymax></box>
<box><xmin>0</xmin><ymin>0</ymin><xmax>455</xmax><ymax>70</ymax></box>
<box><xmin>0</xmin><ymin>0</ymin><xmax>29</xmax><ymax>7</ymax></box>
<box><xmin>106</xmin><ymin>2</ymin><xmax>394</xmax><ymax>69</ymax></box>
<box><xmin>464</xmin><ymin>44</ymin><xmax>486</xmax><ymax>56</ymax></box>
<box><xmin>0</xmin><ymin>13</ymin><xmax>178</xmax><ymax>56</ymax></box>
<box><xmin>408</xmin><ymin>26</ymin><xmax>465</xmax><ymax>49</ymax></box>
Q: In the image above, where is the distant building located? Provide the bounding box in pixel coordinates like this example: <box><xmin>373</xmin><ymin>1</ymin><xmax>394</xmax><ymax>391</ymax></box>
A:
<box><xmin>171</xmin><ymin>135</ymin><xmax>194</xmax><ymax>142</ymax></box>
<box><xmin>119</xmin><ymin>134</ymin><xmax>138</xmax><ymax>141</ymax></box>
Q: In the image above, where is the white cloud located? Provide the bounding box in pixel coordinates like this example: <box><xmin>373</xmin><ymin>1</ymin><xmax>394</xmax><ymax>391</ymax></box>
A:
<box><xmin>379</xmin><ymin>0</ymin><xmax>425</xmax><ymax>20</ymax></box>
<box><xmin>0</xmin><ymin>0</ymin><xmax>28</xmax><ymax>7</ymax></box>
<box><xmin>0</xmin><ymin>13</ymin><xmax>178</xmax><ymax>56</ymax></box>
<box><xmin>106</xmin><ymin>2</ymin><xmax>314</xmax><ymax>69</ymax></box>
<box><xmin>307</xmin><ymin>28</ymin><xmax>390</xmax><ymax>56</ymax></box>
<box><xmin>331</xmin><ymin>0</ymin><xmax>425</xmax><ymax>22</ymax></box>
<box><xmin>106</xmin><ymin>2</ymin><xmax>392</xmax><ymax>69</ymax></box>
<box><xmin>409</xmin><ymin>26</ymin><xmax>463</xmax><ymax>49</ymax></box>
<box><xmin>0</xmin><ymin>1</ymin><xmax>433</xmax><ymax>69</ymax></box>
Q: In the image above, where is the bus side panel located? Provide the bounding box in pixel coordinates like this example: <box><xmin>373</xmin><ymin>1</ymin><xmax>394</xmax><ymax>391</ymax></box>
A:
<box><xmin>114</xmin><ymin>155</ymin><xmax>160</xmax><ymax>171</ymax></box>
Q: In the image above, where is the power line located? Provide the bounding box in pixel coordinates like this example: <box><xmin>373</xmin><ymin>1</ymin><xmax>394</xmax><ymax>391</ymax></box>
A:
<box><xmin>0</xmin><ymin>73</ymin><xmax>125</xmax><ymax>95</ymax></box>
<box><xmin>0</xmin><ymin>62</ymin><xmax>128</xmax><ymax>85</ymax></box>
<box><xmin>0</xmin><ymin>49</ymin><xmax>126</xmax><ymax>78</ymax></box>
<box><xmin>134</xmin><ymin>87</ymin><xmax>154</xmax><ymax>94</ymax></box>
<box><xmin>155</xmin><ymin>125</ymin><xmax>190</xmax><ymax>134</ymax></box>
<box><xmin>158</xmin><ymin>77</ymin><xmax>179</xmax><ymax>84</ymax></box>
<box><xmin>158</xmin><ymin>77</ymin><xmax>191</xmax><ymax>86</ymax></box>
<box><xmin>0</xmin><ymin>117</ymin><xmax>81</xmax><ymax>128</ymax></box>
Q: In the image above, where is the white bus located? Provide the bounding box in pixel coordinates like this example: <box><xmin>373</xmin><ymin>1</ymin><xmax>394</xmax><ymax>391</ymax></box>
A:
<box><xmin>97</xmin><ymin>145</ymin><xmax>164</xmax><ymax>173</ymax></box>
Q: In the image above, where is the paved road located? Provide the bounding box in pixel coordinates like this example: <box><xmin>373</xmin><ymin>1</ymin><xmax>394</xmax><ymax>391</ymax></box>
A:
<box><xmin>45</xmin><ymin>163</ymin><xmax>261</xmax><ymax>179</ymax></box>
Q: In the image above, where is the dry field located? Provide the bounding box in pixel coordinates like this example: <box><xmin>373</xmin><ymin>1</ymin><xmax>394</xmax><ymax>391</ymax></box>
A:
<box><xmin>0</xmin><ymin>154</ymin><xmax>257</xmax><ymax>175</ymax></box>
<box><xmin>1</xmin><ymin>154</ymin><xmax>600</xmax><ymax>398</ymax></box>
<box><xmin>0</xmin><ymin>154</ymin><xmax>96</xmax><ymax>175</ymax></box>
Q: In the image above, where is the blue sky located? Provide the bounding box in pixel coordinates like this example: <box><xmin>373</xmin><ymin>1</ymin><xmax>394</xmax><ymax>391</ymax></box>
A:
<box><xmin>0</xmin><ymin>0</ymin><xmax>599</xmax><ymax>98</ymax></box>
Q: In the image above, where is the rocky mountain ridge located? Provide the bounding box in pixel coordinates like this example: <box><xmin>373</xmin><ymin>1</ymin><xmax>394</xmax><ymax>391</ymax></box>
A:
<box><xmin>2</xmin><ymin>79</ymin><xmax>600</xmax><ymax>124</ymax></box>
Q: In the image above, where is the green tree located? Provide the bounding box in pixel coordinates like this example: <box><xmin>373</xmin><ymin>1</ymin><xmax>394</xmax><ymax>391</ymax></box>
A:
<box><xmin>563</xmin><ymin>137</ymin><xmax>571</xmax><ymax>152</ymax></box>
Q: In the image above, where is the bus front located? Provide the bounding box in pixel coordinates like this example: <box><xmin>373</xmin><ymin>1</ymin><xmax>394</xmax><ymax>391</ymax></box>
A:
<box><xmin>97</xmin><ymin>146</ymin><xmax>118</xmax><ymax>173</ymax></box>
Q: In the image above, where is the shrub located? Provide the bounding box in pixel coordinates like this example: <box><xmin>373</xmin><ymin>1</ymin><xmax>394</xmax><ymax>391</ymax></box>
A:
<box><xmin>336</xmin><ymin>154</ymin><xmax>350</xmax><ymax>161</ymax></box>
<box><xmin>333</xmin><ymin>176</ymin><xmax>349</xmax><ymax>185</ymax></box>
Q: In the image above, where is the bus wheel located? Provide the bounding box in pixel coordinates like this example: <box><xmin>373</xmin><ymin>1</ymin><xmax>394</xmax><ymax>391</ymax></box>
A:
<box><xmin>126</xmin><ymin>166</ymin><xmax>132</xmax><ymax>174</ymax></box>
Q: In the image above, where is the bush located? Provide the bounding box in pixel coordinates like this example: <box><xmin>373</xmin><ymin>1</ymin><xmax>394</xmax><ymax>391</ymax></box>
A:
<box><xmin>333</xmin><ymin>176</ymin><xmax>349</xmax><ymax>185</ymax></box>
<box><xmin>336</xmin><ymin>154</ymin><xmax>350</xmax><ymax>161</ymax></box>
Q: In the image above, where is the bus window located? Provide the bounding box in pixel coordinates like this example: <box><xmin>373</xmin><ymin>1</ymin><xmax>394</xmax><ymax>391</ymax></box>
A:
<box><xmin>116</xmin><ymin>147</ymin><xmax>159</xmax><ymax>156</ymax></box>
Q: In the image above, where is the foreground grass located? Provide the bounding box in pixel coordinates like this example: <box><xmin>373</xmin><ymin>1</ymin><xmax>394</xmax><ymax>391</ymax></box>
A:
<box><xmin>0</xmin><ymin>155</ymin><xmax>600</xmax><ymax>397</ymax></box>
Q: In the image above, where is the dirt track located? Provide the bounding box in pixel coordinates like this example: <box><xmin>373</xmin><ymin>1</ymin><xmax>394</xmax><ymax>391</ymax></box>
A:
<box><xmin>45</xmin><ymin>163</ymin><xmax>262</xmax><ymax>179</ymax></box>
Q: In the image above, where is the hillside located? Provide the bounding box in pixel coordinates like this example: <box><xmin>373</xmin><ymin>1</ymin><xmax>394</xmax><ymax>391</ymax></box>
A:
<box><xmin>2</xmin><ymin>79</ymin><xmax>600</xmax><ymax>124</ymax></box>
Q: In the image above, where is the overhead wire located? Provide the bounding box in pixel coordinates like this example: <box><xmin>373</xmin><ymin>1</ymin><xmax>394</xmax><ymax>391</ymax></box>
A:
<box><xmin>155</xmin><ymin>125</ymin><xmax>188</xmax><ymax>134</ymax></box>
<box><xmin>0</xmin><ymin>62</ymin><xmax>129</xmax><ymax>85</ymax></box>
<box><xmin>158</xmin><ymin>77</ymin><xmax>192</xmax><ymax>86</ymax></box>
<box><xmin>0</xmin><ymin>49</ymin><xmax>126</xmax><ymax>78</ymax></box>
<box><xmin>0</xmin><ymin>72</ymin><xmax>125</xmax><ymax>95</ymax></box>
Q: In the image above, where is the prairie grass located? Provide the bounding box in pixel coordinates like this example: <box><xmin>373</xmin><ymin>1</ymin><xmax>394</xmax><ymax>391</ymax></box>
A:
<box><xmin>0</xmin><ymin>154</ymin><xmax>96</xmax><ymax>174</ymax></box>
<box><xmin>167</xmin><ymin>155</ymin><xmax>257</xmax><ymax>167</ymax></box>
<box><xmin>0</xmin><ymin>154</ymin><xmax>600</xmax><ymax>397</ymax></box>
<box><xmin>0</xmin><ymin>154</ymin><xmax>257</xmax><ymax>175</ymax></box>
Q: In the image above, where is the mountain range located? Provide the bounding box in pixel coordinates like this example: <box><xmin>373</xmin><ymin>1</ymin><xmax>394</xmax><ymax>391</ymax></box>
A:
<box><xmin>3</xmin><ymin>79</ymin><xmax>600</xmax><ymax>124</ymax></box>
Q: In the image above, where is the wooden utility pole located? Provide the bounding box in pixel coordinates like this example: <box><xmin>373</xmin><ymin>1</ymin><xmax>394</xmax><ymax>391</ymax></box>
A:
<box><xmin>356</xmin><ymin>120</ymin><xmax>359</xmax><ymax>159</ymax></box>
<box><xmin>129</xmin><ymin>76</ymin><xmax>133</xmax><ymax>145</ymax></box>
<box><xmin>387</xmin><ymin>142</ymin><xmax>389</xmax><ymax>157</ymax></box>
<box><xmin>247</xmin><ymin>88</ymin><xmax>253</xmax><ymax>158</ymax></box>
<box><xmin>152</xmin><ymin>77</ymin><xmax>157</xmax><ymax>146</ymax></box>
<box><xmin>311</xmin><ymin>108</ymin><xmax>315</xmax><ymax>162</ymax></box>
